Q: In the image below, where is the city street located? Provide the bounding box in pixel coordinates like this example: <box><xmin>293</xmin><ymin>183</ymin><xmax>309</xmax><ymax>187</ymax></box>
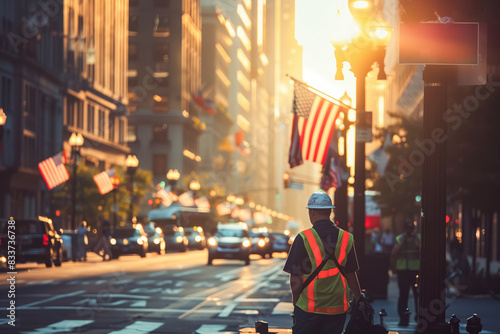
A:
<box><xmin>0</xmin><ymin>251</ymin><xmax>292</xmax><ymax>333</ymax></box>
<box><xmin>2</xmin><ymin>250</ymin><xmax>500</xmax><ymax>333</ymax></box>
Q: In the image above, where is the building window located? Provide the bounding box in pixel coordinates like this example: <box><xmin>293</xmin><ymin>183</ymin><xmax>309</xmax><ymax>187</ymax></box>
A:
<box><xmin>129</xmin><ymin>44</ymin><xmax>138</xmax><ymax>62</ymax></box>
<box><xmin>152</xmin><ymin>154</ymin><xmax>167</xmax><ymax>177</ymax></box>
<box><xmin>98</xmin><ymin>109</ymin><xmax>106</xmax><ymax>137</ymax></box>
<box><xmin>66</xmin><ymin>98</ymin><xmax>75</xmax><ymax>127</ymax></box>
<box><xmin>87</xmin><ymin>104</ymin><xmax>95</xmax><ymax>134</ymax></box>
<box><xmin>127</xmin><ymin>124</ymin><xmax>137</xmax><ymax>143</ymax></box>
<box><xmin>154</xmin><ymin>0</ymin><xmax>170</xmax><ymax>7</ymax></box>
<box><xmin>152</xmin><ymin>124</ymin><xmax>168</xmax><ymax>142</ymax></box>
<box><xmin>153</xmin><ymin>15</ymin><xmax>170</xmax><ymax>36</ymax></box>
<box><xmin>119</xmin><ymin>119</ymin><xmax>125</xmax><ymax>145</ymax></box>
<box><xmin>109</xmin><ymin>116</ymin><xmax>115</xmax><ymax>142</ymax></box>
<box><xmin>153</xmin><ymin>95</ymin><xmax>169</xmax><ymax>112</ymax></box>
<box><xmin>76</xmin><ymin>101</ymin><xmax>83</xmax><ymax>129</ymax></box>
<box><xmin>129</xmin><ymin>15</ymin><xmax>138</xmax><ymax>33</ymax></box>
<box><xmin>154</xmin><ymin>43</ymin><xmax>169</xmax><ymax>64</ymax></box>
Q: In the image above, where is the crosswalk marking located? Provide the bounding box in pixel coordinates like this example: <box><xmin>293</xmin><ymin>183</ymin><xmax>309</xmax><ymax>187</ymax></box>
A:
<box><xmin>107</xmin><ymin>320</ymin><xmax>163</xmax><ymax>334</ymax></box>
<box><xmin>173</xmin><ymin>269</ymin><xmax>202</xmax><ymax>277</ymax></box>
<box><xmin>194</xmin><ymin>325</ymin><xmax>229</xmax><ymax>334</ymax></box>
<box><xmin>21</xmin><ymin>320</ymin><xmax>93</xmax><ymax>334</ymax></box>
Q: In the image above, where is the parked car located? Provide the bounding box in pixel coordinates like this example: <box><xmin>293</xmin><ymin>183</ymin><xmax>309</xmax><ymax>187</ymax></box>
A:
<box><xmin>270</xmin><ymin>232</ymin><xmax>292</xmax><ymax>254</ymax></box>
<box><xmin>144</xmin><ymin>222</ymin><xmax>166</xmax><ymax>255</ymax></box>
<box><xmin>184</xmin><ymin>226</ymin><xmax>206</xmax><ymax>250</ymax></box>
<box><xmin>60</xmin><ymin>229</ymin><xmax>76</xmax><ymax>262</ymax></box>
<box><xmin>0</xmin><ymin>217</ymin><xmax>63</xmax><ymax>267</ymax></box>
<box><xmin>207</xmin><ymin>223</ymin><xmax>251</xmax><ymax>265</ymax></box>
<box><xmin>109</xmin><ymin>224</ymin><xmax>148</xmax><ymax>259</ymax></box>
<box><xmin>163</xmin><ymin>225</ymin><xmax>189</xmax><ymax>252</ymax></box>
<box><xmin>248</xmin><ymin>228</ymin><xmax>273</xmax><ymax>258</ymax></box>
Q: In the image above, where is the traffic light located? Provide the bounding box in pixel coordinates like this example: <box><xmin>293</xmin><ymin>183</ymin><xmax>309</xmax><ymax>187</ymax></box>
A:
<box><xmin>283</xmin><ymin>172</ymin><xmax>290</xmax><ymax>188</ymax></box>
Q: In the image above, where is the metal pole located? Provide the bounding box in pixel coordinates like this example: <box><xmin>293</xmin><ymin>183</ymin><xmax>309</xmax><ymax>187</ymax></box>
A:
<box><xmin>419</xmin><ymin>65</ymin><xmax>451</xmax><ymax>333</ymax></box>
<box><xmin>353</xmin><ymin>73</ymin><xmax>366</xmax><ymax>263</ymax></box>
<box><xmin>128</xmin><ymin>170</ymin><xmax>134</xmax><ymax>222</ymax></box>
<box><xmin>71</xmin><ymin>147</ymin><xmax>77</xmax><ymax>231</ymax></box>
<box><xmin>113</xmin><ymin>188</ymin><xmax>117</xmax><ymax>230</ymax></box>
<box><xmin>335</xmin><ymin>126</ymin><xmax>349</xmax><ymax>230</ymax></box>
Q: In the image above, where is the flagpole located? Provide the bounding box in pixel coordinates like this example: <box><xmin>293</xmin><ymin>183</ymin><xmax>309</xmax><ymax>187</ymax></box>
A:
<box><xmin>286</xmin><ymin>74</ymin><xmax>356</xmax><ymax>111</ymax></box>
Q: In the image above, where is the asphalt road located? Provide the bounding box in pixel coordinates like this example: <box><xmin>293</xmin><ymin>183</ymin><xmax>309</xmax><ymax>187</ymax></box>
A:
<box><xmin>0</xmin><ymin>250</ymin><xmax>292</xmax><ymax>333</ymax></box>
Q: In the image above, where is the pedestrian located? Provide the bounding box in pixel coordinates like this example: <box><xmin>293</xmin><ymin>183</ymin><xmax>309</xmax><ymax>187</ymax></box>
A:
<box><xmin>76</xmin><ymin>221</ymin><xmax>88</xmax><ymax>261</ymax></box>
<box><xmin>94</xmin><ymin>218</ymin><xmax>112</xmax><ymax>261</ymax></box>
<box><xmin>283</xmin><ymin>191</ymin><xmax>363</xmax><ymax>334</ymax></box>
<box><xmin>380</xmin><ymin>228</ymin><xmax>395</xmax><ymax>253</ymax></box>
<box><xmin>390</xmin><ymin>219</ymin><xmax>420</xmax><ymax>326</ymax></box>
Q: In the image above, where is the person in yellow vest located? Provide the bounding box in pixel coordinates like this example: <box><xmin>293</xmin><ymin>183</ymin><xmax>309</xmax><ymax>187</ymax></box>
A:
<box><xmin>390</xmin><ymin>219</ymin><xmax>420</xmax><ymax>326</ymax></box>
<box><xmin>283</xmin><ymin>192</ymin><xmax>363</xmax><ymax>334</ymax></box>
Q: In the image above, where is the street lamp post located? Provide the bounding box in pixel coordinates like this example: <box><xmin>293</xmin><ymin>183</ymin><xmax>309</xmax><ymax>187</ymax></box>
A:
<box><xmin>189</xmin><ymin>180</ymin><xmax>200</xmax><ymax>201</ymax></box>
<box><xmin>110</xmin><ymin>175</ymin><xmax>120</xmax><ymax>230</ymax></box>
<box><xmin>166</xmin><ymin>169</ymin><xmax>180</xmax><ymax>190</ymax></box>
<box><xmin>125</xmin><ymin>155</ymin><xmax>139</xmax><ymax>222</ymax></box>
<box><xmin>332</xmin><ymin>0</ymin><xmax>392</xmax><ymax>263</ymax></box>
<box><xmin>334</xmin><ymin>92</ymin><xmax>353</xmax><ymax>231</ymax></box>
<box><xmin>69</xmin><ymin>132</ymin><xmax>84</xmax><ymax>231</ymax></box>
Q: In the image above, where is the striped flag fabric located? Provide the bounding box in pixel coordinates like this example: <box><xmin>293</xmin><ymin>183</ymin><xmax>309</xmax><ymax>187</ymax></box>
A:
<box><xmin>178</xmin><ymin>191</ymin><xmax>195</xmax><ymax>207</ymax></box>
<box><xmin>38</xmin><ymin>152</ymin><xmax>70</xmax><ymax>190</ymax></box>
<box><xmin>93</xmin><ymin>168</ymin><xmax>115</xmax><ymax>195</ymax></box>
<box><xmin>289</xmin><ymin>82</ymin><xmax>345</xmax><ymax>167</ymax></box>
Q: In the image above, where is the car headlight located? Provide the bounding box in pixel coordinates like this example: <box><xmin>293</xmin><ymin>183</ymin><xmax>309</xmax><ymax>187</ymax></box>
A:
<box><xmin>1</xmin><ymin>256</ymin><xmax>6</xmax><ymax>264</ymax></box>
<box><xmin>195</xmin><ymin>235</ymin><xmax>202</xmax><ymax>242</ymax></box>
<box><xmin>207</xmin><ymin>237</ymin><xmax>217</xmax><ymax>247</ymax></box>
<box><xmin>110</xmin><ymin>238</ymin><xmax>117</xmax><ymax>245</ymax></box>
<box><xmin>242</xmin><ymin>239</ymin><xmax>251</xmax><ymax>248</ymax></box>
<box><xmin>176</xmin><ymin>236</ymin><xmax>183</xmax><ymax>243</ymax></box>
<box><xmin>257</xmin><ymin>239</ymin><xmax>266</xmax><ymax>247</ymax></box>
<box><xmin>137</xmin><ymin>238</ymin><xmax>143</xmax><ymax>245</ymax></box>
<box><xmin>154</xmin><ymin>238</ymin><xmax>161</xmax><ymax>244</ymax></box>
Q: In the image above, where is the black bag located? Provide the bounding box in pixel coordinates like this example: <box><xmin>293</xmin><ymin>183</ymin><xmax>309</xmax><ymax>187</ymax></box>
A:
<box><xmin>344</xmin><ymin>297</ymin><xmax>387</xmax><ymax>334</ymax></box>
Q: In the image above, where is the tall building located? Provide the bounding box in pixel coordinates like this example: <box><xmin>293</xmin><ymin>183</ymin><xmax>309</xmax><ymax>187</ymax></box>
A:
<box><xmin>0</xmin><ymin>0</ymin><xmax>130</xmax><ymax>223</ymax></box>
<box><xmin>128</xmin><ymin>0</ymin><xmax>203</xmax><ymax>215</ymax></box>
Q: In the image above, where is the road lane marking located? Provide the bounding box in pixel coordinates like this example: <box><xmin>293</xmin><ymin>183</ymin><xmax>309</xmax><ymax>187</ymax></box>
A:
<box><xmin>18</xmin><ymin>290</ymin><xmax>86</xmax><ymax>309</ymax></box>
<box><xmin>147</xmin><ymin>271</ymin><xmax>166</xmax><ymax>278</ymax></box>
<box><xmin>130</xmin><ymin>300</ymin><xmax>147</xmax><ymax>307</ymax></box>
<box><xmin>218</xmin><ymin>267</ymin><xmax>283</xmax><ymax>318</ymax></box>
<box><xmin>107</xmin><ymin>320</ymin><xmax>163</xmax><ymax>333</ymax></box>
<box><xmin>27</xmin><ymin>280</ymin><xmax>55</xmax><ymax>286</ymax></box>
<box><xmin>19</xmin><ymin>306</ymin><xmax>221</xmax><ymax>314</ymax></box>
<box><xmin>136</xmin><ymin>279</ymin><xmax>157</xmax><ymax>285</ymax></box>
<box><xmin>240</xmin><ymin>298</ymin><xmax>280</xmax><ymax>303</ymax></box>
<box><xmin>194</xmin><ymin>325</ymin><xmax>228</xmax><ymax>333</ymax></box>
<box><xmin>173</xmin><ymin>269</ymin><xmax>202</xmax><ymax>277</ymax></box>
<box><xmin>194</xmin><ymin>282</ymin><xmax>215</xmax><ymax>288</ymax></box>
<box><xmin>21</xmin><ymin>320</ymin><xmax>93</xmax><ymax>334</ymax></box>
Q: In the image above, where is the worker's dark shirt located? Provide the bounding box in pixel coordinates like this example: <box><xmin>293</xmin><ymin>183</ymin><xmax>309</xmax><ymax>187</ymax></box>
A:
<box><xmin>283</xmin><ymin>220</ymin><xmax>359</xmax><ymax>276</ymax></box>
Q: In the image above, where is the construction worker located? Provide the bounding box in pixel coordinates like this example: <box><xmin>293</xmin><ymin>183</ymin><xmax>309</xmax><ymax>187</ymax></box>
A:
<box><xmin>283</xmin><ymin>191</ymin><xmax>363</xmax><ymax>334</ymax></box>
<box><xmin>390</xmin><ymin>219</ymin><xmax>420</xmax><ymax>326</ymax></box>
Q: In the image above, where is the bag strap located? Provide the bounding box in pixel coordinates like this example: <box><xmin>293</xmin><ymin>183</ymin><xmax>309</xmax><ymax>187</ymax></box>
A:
<box><xmin>300</xmin><ymin>239</ymin><xmax>347</xmax><ymax>293</ymax></box>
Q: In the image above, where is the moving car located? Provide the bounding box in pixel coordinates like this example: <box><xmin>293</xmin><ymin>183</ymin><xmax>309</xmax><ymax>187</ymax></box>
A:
<box><xmin>109</xmin><ymin>224</ymin><xmax>148</xmax><ymax>259</ymax></box>
<box><xmin>270</xmin><ymin>231</ymin><xmax>292</xmax><ymax>254</ymax></box>
<box><xmin>163</xmin><ymin>225</ymin><xmax>189</xmax><ymax>252</ymax></box>
<box><xmin>184</xmin><ymin>226</ymin><xmax>206</xmax><ymax>250</ymax></box>
<box><xmin>207</xmin><ymin>223</ymin><xmax>251</xmax><ymax>265</ymax></box>
<box><xmin>0</xmin><ymin>217</ymin><xmax>63</xmax><ymax>267</ymax></box>
<box><xmin>248</xmin><ymin>228</ymin><xmax>273</xmax><ymax>258</ymax></box>
<box><xmin>144</xmin><ymin>222</ymin><xmax>166</xmax><ymax>255</ymax></box>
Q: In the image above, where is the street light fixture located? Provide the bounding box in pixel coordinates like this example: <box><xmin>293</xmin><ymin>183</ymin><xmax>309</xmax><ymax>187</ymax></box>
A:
<box><xmin>0</xmin><ymin>108</ymin><xmax>7</xmax><ymax>154</ymax></box>
<box><xmin>125</xmin><ymin>154</ymin><xmax>139</xmax><ymax>222</ymax></box>
<box><xmin>69</xmin><ymin>132</ymin><xmax>84</xmax><ymax>232</ymax></box>
<box><xmin>166</xmin><ymin>169</ymin><xmax>180</xmax><ymax>189</ymax></box>
<box><xmin>331</xmin><ymin>0</ymin><xmax>392</xmax><ymax>262</ymax></box>
<box><xmin>110</xmin><ymin>175</ymin><xmax>120</xmax><ymax>230</ymax></box>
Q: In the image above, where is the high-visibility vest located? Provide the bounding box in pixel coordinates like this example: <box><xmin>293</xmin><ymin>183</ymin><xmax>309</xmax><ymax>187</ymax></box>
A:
<box><xmin>395</xmin><ymin>233</ymin><xmax>420</xmax><ymax>271</ymax></box>
<box><xmin>296</xmin><ymin>227</ymin><xmax>354</xmax><ymax>315</ymax></box>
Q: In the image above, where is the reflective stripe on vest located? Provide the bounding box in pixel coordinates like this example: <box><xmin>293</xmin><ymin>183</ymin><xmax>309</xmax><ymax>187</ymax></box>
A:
<box><xmin>296</xmin><ymin>227</ymin><xmax>353</xmax><ymax>315</ymax></box>
<box><xmin>396</xmin><ymin>233</ymin><xmax>420</xmax><ymax>271</ymax></box>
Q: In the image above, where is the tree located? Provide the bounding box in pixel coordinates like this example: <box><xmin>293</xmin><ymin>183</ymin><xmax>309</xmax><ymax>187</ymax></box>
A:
<box><xmin>51</xmin><ymin>165</ymin><xmax>153</xmax><ymax>231</ymax></box>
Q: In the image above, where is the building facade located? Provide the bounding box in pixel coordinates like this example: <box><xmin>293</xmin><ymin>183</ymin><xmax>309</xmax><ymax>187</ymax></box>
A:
<box><xmin>128</xmin><ymin>0</ymin><xmax>203</xmax><ymax>217</ymax></box>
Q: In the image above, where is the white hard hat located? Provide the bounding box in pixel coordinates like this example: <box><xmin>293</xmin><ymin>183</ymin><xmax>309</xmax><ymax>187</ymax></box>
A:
<box><xmin>306</xmin><ymin>192</ymin><xmax>335</xmax><ymax>209</ymax></box>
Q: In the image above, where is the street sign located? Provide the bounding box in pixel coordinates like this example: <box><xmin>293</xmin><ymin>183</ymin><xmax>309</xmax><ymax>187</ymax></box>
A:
<box><xmin>356</xmin><ymin>111</ymin><xmax>372</xmax><ymax>143</ymax></box>
<box><xmin>399</xmin><ymin>22</ymin><xmax>479</xmax><ymax>65</ymax></box>
<box><xmin>289</xmin><ymin>182</ymin><xmax>303</xmax><ymax>190</ymax></box>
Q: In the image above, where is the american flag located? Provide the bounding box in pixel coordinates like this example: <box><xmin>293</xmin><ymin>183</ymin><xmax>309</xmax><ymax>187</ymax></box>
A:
<box><xmin>178</xmin><ymin>191</ymin><xmax>195</xmax><ymax>207</ymax></box>
<box><xmin>93</xmin><ymin>168</ymin><xmax>115</xmax><ymax>195</ymax></box>
<box><xmin>289</xmin><ymin>82</ymin><xmax>345</xmax><ymax>167</ymax></box>
<box><xmin>38</xmin><ymin>152</ymin><xmax>70</xmax><ymax>190</ymax></box>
